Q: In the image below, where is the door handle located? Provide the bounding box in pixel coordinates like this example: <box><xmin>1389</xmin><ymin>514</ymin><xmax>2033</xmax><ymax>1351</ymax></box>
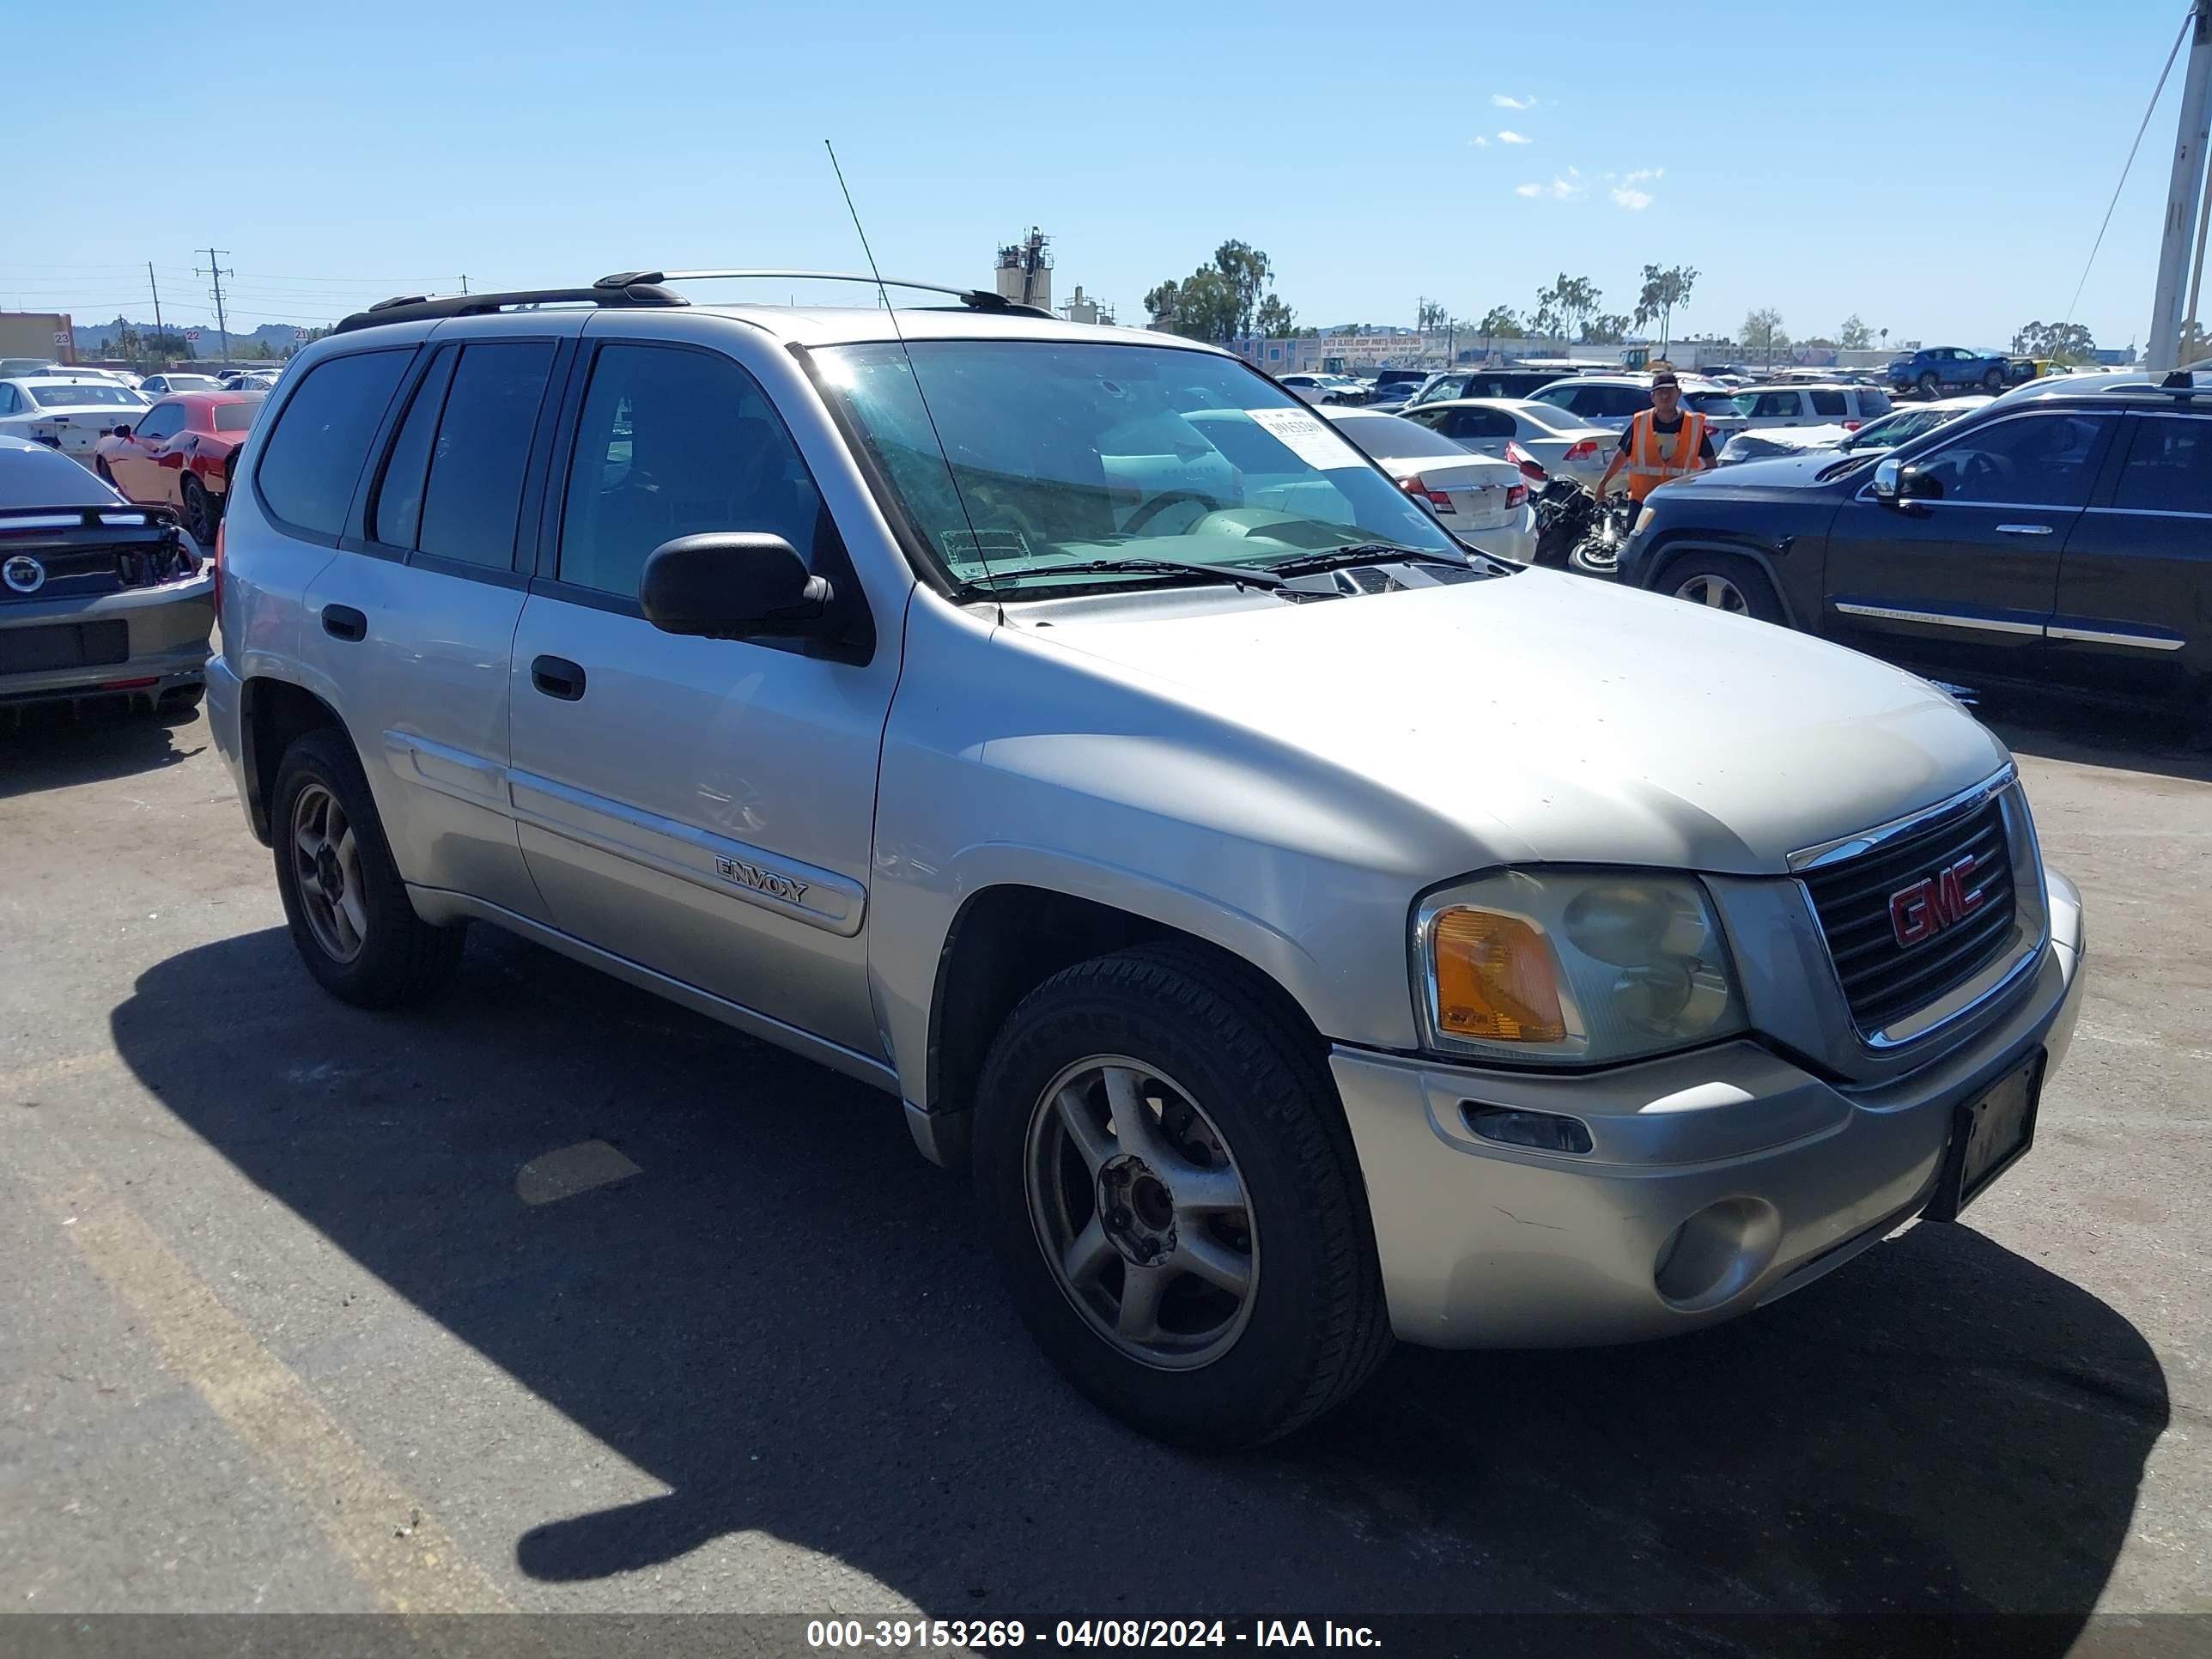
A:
<box><xmin>1994</xmin><ymin>523</ymin><xmax>2054</xmax><ymax>536</ymax></box>
<box><xmin>321</xmin><ymin>604</ymin><xmax>368</xmax><ymax>642</ymax></box>
<box><xmin>531</xmin><ymin>654</ymin><xmax>587</xmax><ymax>702</ymax></box>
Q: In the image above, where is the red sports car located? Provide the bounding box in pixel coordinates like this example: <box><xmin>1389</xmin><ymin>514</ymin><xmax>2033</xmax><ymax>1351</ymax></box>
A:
<box><xmin>94</xmin><ymin>390</ymin><xmax>264</xmax><ymax>544</ymax></box>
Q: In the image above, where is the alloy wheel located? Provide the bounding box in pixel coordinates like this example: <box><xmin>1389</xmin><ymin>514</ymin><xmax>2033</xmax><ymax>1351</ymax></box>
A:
<box><xmin>1024</xmin><ymin>1055</ymin><xmax>1258</xmax><ymax>1370</ymax></box>
<box><xmin>1674</xmin><ymin>572</ymin><xmax>1750</xmax><ymax>614</ymax></box>
<box><xmin>289</xmin><ymin>781</ymin><xmax>368</xmax><ymax>963</ymax></box>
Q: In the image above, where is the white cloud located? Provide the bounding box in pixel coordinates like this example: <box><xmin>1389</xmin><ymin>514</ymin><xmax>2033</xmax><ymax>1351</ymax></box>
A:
<box><xmin>1470</xmin><ymin>134</ymin><xmax>1490</xmax><ymax>148</ymax></box>
<box><xmin>1498</xmin><ymin>130</ymin><xmax>1532</xmax><ymax>144</ymax></box>
<box><xmin>1610</xmin><ymin>186</ymin><xmax>1653</xmax><ymax>210</ymax></box>
<box><xmin>1492</xmin><ymin>94</ymin><xmax>1537</xmax><ymax>109</ymax></box>
<box><xmin>1514</xmin><ymin>183</ymin><xmax>1541</xmax><ymax>197</ymax></box>
<box><xmin>1624</xmin><ymin>166</ymin><xmax>1664</xmax><ymax>184</ymax></box>
<box><xmin>1517</xmin><ymin>172</ymin><xmax>1585</xmax><ymax>202</ymax></box>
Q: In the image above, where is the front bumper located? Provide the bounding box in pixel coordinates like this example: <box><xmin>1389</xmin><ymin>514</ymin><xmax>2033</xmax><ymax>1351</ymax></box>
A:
<box><xmin>1334</xmin><ymin>866</ymin><xmax>2084</xmax><ymax>1349</ymax></box>
<box><xmin>0</xmin><ymin>574</ymin><xmax>214</xmax><ymax>706</ymax></box>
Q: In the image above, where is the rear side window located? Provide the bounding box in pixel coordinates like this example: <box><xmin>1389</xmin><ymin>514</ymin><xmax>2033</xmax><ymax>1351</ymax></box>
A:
<box><xmin>1601</xmin><ymin>385</ymin><xmax>1652</xmax><ymax>418</ymax></box>
<box><xmin>556</xmin><ymin>343</ymin><xmax>826</xmax><ymax>599</ymax></box>
<box><xmin>1811</xmin><ymin>390</ymin><xmax>1848</xmax><ymax>417</ymax></box>
<box><xmin>256</xmin><ymin>349</ymin><xmax>412</xmax><ymax>538</ymax></box>
<box><xmin>1752</xmin><ymin>391</ymin><xmax>1801</xmax><ymax>418</ymax></box>
<box><xmin>369</xmin><ymin>348</ymin><xmax>458</xmax><ymax>550</ymax></box>
<box><xmin>2113</xmin><ymin>416</ymin><xmax>2212</xmax><ymax>514</ymax></box>
<box><xmin>1858</xmin><ymin>387</ymin><xmax>1891</xmax><ymax>416</ymax></box>
<box><xmin>416</xmin><ymin>343</ymin><xmax>556</xmax><ymax>568</ymax></box>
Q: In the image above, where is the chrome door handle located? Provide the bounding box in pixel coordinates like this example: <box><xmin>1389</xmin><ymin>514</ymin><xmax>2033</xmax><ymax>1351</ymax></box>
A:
<box><xmin>1995</xmin><ymin>523</ymin><xmax>2054</xmax><ymax>536</ymax></box>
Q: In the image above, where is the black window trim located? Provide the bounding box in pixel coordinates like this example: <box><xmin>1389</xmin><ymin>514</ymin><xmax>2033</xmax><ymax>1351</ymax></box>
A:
<box><xmin>252</xmin><ymin>344</ymin><xmax>422</xmax><ymax>552</ymax></box>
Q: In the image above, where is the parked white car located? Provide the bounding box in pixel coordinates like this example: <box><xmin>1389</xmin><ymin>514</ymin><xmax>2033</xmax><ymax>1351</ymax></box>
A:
<box><xmin>0</xmin><ymin>377</ymin><xmax>151</xmax><ymax>464</ymax></box>
<box><xmin>1396</xmin><ymin>397</ymin><xmax>1615</xmax><ymax>487</ymax></box>
<box><xmin>1717</xmin><ymin>394</ymin><xmax>1989</xmax><ymax>465</ymax></box>
<box><xmin>1724</xmin><ymin>382</ymin><xmax>1893</xmax><ymax>433</ymax></box>
<box><xmin>1320</xmin><ymin>406</ymin><xmax>1537</xmax><ymax>560</ymax></box>
<box><xmin>1278</xmin><ymin>372</ymin><xmax>1367</xmax><ymax>406</ymax></box>
<box><xmin>140</xmin><ymin>373</ymin><xmax>227</xmax><ymax>397</ymax></box>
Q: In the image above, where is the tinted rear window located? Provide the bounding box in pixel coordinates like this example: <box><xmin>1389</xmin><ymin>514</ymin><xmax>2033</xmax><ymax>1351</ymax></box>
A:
<box><xmin>0</xmin><ymin>441</ymin><xmax>118</xmax><ymax>507</ymax></box>
<box><xmin>414</xmin><ymin>341</ymin><xmax>556</xmax><ymax>568</ymax></box>
<box><xmin>1811</xmin><ymin>390</ymin><xmax>1848</xmax><ymax>416</ymax></box>
<box><xmin>2113</xmin><ymin>415</ymin><xmax>2212</xmax><ymax>514</ymax></box>
<box><xmin>1330</xmin><ymin>414</ymin><xmax>1474</xmax><ymax>461</ymax></box>
<box><xmin>1858</xmin><ymin>387</ymin><xmax>1892</xmax><ymax>416</ymax></box>
<box><xmin>29</xmin><ymin>383</ymin><xmax>141</xmax><ymax>408</ymax></box>
<box><xmin>214</xmin><ymin>400</ymin><xmax>262</xmax><ymax>433</ymax></box>
<box><xmin>255</xmin><ymin>349</ymin><xmax>413</xmax><ymax>537</ymax></box>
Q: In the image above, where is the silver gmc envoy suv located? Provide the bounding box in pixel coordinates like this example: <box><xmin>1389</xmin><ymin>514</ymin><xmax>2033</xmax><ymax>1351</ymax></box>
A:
<box><xmin>205</xmin><ymin>272</ymin><xmax>2085</xmax><ymax>1448</ymax></box>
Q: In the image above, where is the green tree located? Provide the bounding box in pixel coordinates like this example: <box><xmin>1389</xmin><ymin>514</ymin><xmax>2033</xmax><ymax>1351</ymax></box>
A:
<box><xmin>1632</xmin><ymin>264</ymin><xmax>1698</xmax><ymax>355</ymax></box>
<box><xmin>1211</xmin><ymin>240</ymin><xmax>1273</xmax><ymax>340</ymax></box>
<box><xmin>1838</xmin><ymin>313</ymin><xmax>1873</xmax><ymax>350</ymax></box>
<box><xmin>1534</xmin><ymin>273</ymin><xmax>1599</xmax><ymax>347</ymax></box>
<box><xmin>1417</xmin><ymin>298</ymin><xmax>1449</xmax><ymax>331</ymax></box>
<box><xmin>1334</xmin><ymin>322</ymin><xmax>1362</xmax><ymax>337</ymax></box>
<box><xmin>1477</xmin><ymin>305</ymin><xmax>1522</xmax><ymax>350</ymax></box>
<box><xmin>1741</xmin><ymin>307</ymin><xmax>1789</xmax><ymax>366</ymax></box>
<box><xmin>1255</xmin><ymin>293</ymin><xmax>1297</xmax><ymax>338</ymax></box>
<box><xmin>1584</xmin><ymin>313</ymin><xmax>1632</xmax><ymax>345</ymax></box>
<box><xmin>2012</xmin><ymin>319</ymin><xmax>2097</xmax><ymax>363</ymax></box>
<box><xmin>1143</xmin><ymin>278</ymin><xmax>1185</xmax><ymax>330</ymax></box>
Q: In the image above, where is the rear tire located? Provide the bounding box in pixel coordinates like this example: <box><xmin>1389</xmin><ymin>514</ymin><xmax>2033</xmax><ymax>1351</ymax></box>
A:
<box><xmin>1917</xmin><ymin>372</ymin><xmax>1942</xmax><ymax>398</ymax></box>
<box><xmin>1982</xmin><ymin>368</ymin><xmax>2006</xmax><ymax>393</ymax></box>
<box><xmin>270</xmin><ymin>727</ymin><xmax>465</xmax><ymax>1008</ymax></box>
<box><xmin>180</xmin><ymin>475</ymin><xmax>219</xmax><ymax>546</ymax></box>
<box><xmin>1658</xmin><ymin>550</ymin><xmax>1786</xmax><ymax>624</ymax></box>
<box><xmin>973</xmin><ymin>944</ymin><xmax>1390</xmax><ymax>1449</ymax></box>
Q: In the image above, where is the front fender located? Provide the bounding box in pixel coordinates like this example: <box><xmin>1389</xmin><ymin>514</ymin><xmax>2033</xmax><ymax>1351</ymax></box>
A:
<box><xmin>1638</xmin><ymin>532</ymin><xmax>1806</xmax><ymax>629</ymax></box>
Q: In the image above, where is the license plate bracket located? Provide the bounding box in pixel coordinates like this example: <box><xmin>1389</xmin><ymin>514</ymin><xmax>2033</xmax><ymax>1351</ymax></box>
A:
<box><xmin>1923</xmin><ymin>1051</ymin><xmax>2045</xmax><ymax>1222</ymax></box>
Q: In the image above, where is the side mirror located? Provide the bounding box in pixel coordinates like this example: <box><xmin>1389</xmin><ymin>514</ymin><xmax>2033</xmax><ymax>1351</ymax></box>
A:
<box><xmin>640</xmin><ymin>533</ymin><xmax>830</xmax><ymax>641</ymax></box>
<box><xmin>1871</xmin><ymin>459</ymin><xmax>1901</xmax><ymax>502</ymax></box>
<box><xmin>112</xmin><ymin>424</ymin><xmax>133</xmax><ymax>438</ymax></box>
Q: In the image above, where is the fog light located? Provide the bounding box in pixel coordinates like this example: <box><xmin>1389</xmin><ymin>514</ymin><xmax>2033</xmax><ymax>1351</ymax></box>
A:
<box><xmin>1652</xmin><ymin>1197</ymin><xmax>1782</xmax><ymax>1311</ymax></box>
<box><xmin>1462</xmin><ymin>1104</ymin><xmax>1593</xmax><ymax>1155</ymax></box>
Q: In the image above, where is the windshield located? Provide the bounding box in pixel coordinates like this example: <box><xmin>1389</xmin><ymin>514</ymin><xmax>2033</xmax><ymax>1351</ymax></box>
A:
<box><xmin>1328</xmin><ymin>411</ymin><xmax>1487</xmax><ymax>463</ymax></box>
<box><xmin>814</xmin><ymin>340</ymin><xmax>1462</xmax><ymax>592</ymax></box>
<box><xmin>28</xmin><ymin>383</ymin><xmax>143</xmax><ymax>408</ymax></box>
<box><xmin>1687</xmin><ymin>391</ymin><xmax>1743</xmax><ymax>416</ymax></box>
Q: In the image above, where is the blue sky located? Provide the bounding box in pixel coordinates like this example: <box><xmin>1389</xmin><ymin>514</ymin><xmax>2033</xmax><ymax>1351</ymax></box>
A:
<box><xmin>5</xmin><ymin>0</ymin><xmax>2193</xmax><ymax>352</ymax></box>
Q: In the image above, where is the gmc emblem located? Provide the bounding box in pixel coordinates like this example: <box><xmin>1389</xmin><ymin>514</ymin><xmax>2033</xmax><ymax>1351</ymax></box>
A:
<box><xmin>1889</xmin><ymin>854</ymin><xmax>1987</xmax><ymax>948</ymax></box>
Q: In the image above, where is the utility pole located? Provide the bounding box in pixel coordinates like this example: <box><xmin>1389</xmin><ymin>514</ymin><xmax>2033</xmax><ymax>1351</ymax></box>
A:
<box><xmin>2149</xmin><ymin>0</ymin><xmax>2212</xmax><ymax>371</ymax></box>
<box><xmin>460</xmin><ymin>274</ymin><xmax>470</xmax><ymax>295</ymax></box>
<box><xmin>198</xmin><ymin>246</ymin><xmax>234</xmax><ymax>365</ymax></box>
<box><xmin>145</xmin><ymin>262</ymin><xmax>164</xmax><ymax>336</ymax></box>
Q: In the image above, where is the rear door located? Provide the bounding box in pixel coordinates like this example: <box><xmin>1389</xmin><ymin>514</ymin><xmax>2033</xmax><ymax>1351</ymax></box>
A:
<box><xmin>506</xmin><ymin>320</ymin><xmax>902</xmax><ymax>1060</ymax></box>
<box><xmin>2050</xmin><ymin>410</ymin><xmax>2210</xmax><ymax>702</ymax></box>
<box><xmin>290</xmin><ymin>325</ymin><xmax>574</xmax><ymax>923</ymax></box>
<box><xmin>1820</xmin><ymin>408</ymin><xmax>2116</xmax><ymax>683</ymax></box>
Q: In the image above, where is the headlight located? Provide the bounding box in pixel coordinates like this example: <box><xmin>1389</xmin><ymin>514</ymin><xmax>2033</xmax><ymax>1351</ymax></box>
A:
<box><xmin>1413</xmin><ymin>871</ymin><xmax>1745</xmax><ymax>1065</ymax></box>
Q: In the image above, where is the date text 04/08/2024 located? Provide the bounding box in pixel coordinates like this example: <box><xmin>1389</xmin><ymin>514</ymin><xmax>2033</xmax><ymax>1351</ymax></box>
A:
<box><xmin>804</xmin><ymin>1619</ymin><xmax>1382</xmax><ymax>1649</ymax></box>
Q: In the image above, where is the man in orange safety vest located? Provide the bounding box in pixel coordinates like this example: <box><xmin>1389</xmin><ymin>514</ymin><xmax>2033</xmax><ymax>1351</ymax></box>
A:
<box><xmin>1595</xmin><ymin>368</ymin><xmax>1714</xmax><ymax>501</ymax></box>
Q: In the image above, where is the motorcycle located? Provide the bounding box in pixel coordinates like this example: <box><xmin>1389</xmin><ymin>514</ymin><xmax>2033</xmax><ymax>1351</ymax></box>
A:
<box><xmin>1529</xmin><ymin>473</ymin><xmax>1632</xmax><ymax>577</ymax></box>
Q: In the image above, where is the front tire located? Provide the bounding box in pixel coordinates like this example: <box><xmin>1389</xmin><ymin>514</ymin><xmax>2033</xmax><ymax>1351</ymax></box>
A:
<box><xmin>271</xmin><ymin>727</ymin><xmax>465</xmax><ymax>1008</ymax></box>
<box><xmin>1983</xmin><ymin>368</ymin><xmax>2006</xmax><ymax>392</ymax></box>
<box><xmin>1660</xmin><ymin>550</ymin><xmax>1786</xmax><ymax>624</ymax></box>
<box><xmin>973</xmin><ymin>945</ymin><xmax>1390</xmax><ymax>1449</ymax></box>
<box><xmin>94</xmin><ymin>458</ymin><xmax>117</xmax><ymax>486</ymax></box>
<box><xmin>1917</xmin><ymin>372</ymin><xmax>1942</xmax><ymax>398</ymax></box>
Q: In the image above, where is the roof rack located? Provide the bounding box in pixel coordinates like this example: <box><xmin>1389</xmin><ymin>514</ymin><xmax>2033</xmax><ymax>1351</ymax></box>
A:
<box><xmin>332</xmin><ymin>280</ymin><xmax>688</xmax><ymax>334</ymax></box>
<box><xmin>599</xmin><ymin>269</ymin><xmax>1059</xmax><ymax>319</ymax></box>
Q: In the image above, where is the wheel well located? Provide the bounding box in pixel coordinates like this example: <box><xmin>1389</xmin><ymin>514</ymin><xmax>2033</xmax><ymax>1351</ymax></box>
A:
<box><xmin>242</xmin><ymin>678</ymin><xmax>343</xmax><ymax>845</ymax></box>
<box><xmin>924</xmin><ymin>886</ymin><xmax>1319</xmax><ymax>1125</ymax></box>
<box><xmin>1646</xmin><ymin>541</ymin><xmax>1795</xmax><ymax>627</ymax></box>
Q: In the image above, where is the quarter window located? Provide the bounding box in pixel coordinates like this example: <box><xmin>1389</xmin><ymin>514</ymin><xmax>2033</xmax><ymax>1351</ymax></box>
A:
<box><xmin>2112</xmin><ymin>416</ymin><xmax>2212</xmax><ymax>514</ymax></box>
<box><xmin>1810</xmin><ymin>390</ymin><xmax>1848</xmax><ymax>417</ymax></box>
<box><xmin>556</xmin><ymin>343</ymin><xmax>825</xmax><ymax>599</ymax></box>
<box><xmin>369</xmin><ymin>347</ymin><xmax>458</xmax><ymax>550</ymax></box>
<box><xmin>255</xmin><ymin>349</ymin><xmax>413</xmax><ymax>538</ymax></box>
<box><xmin>1911</xmin><ymin>413</ymin><xmax>2109</xmax><ymax>507</ymax></box>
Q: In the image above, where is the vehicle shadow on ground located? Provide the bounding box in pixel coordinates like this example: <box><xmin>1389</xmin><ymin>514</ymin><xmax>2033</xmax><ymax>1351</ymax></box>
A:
<box><xmin>1975</xmin><ymin>687</ymin><xmax>2212</xmax><ymax>786</ymax></box>
<box><xmin>0</xmin><ymin>701</ymin><xmax>203</xmax><ymax>799</ymax></box>
<box><xmin>112</xmin><ymin>927</ymin><xmax>2166</xmax><ymax>1650</ymax></box>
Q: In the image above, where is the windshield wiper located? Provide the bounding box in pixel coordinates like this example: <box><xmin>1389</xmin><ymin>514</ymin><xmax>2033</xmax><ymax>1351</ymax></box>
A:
<box><xmin>1260</xmin><ymin>543</ymin><xmax>1474</xmax><ymax>578</ymax></box>
<box><xmin>958</xmin><ymin>556</ymin><xmax>1285</xmax><ymax>594</ymax></box>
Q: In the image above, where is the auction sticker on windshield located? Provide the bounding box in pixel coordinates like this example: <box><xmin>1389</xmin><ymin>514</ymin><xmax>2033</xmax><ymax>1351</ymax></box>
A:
<box><xmin>1246</xmin><ymin>407</ymin><xmax>1365</xmax><ymax>470</ymax></box>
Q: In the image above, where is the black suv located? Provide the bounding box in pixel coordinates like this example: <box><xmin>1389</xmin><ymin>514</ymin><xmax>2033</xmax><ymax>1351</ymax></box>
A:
<box><xmin>1614</xmin><ymin>374</ymin><xmax>2209</xmax><ymax>719</ymax></box>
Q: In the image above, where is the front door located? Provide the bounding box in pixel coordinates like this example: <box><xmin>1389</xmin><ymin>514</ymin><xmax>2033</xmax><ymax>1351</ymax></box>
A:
<box><xmin>1820</xmin><ymin>408</ymin><xmax>2116</xmax><ymax>684</ymax></box>
<box><xmin>111</xmin><ymin>400</ymin><xmax>187</xmax><ymax>501</ymax></box>
<box><xmin>506</xmin><ymin>329</ymin><xmax>901</xmax><ymax>1060</ymax></box>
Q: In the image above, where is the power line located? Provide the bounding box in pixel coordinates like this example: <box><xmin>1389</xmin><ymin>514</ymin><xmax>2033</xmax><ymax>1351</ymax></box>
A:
<box><xmin>2067</xmin><ymin>5</ymin><xmax>2193</xmax><ymax>325</ymax></box>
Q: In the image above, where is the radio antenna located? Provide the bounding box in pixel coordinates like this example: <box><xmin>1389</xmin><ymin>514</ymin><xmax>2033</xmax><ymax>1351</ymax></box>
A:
<box><xmin>823</xmin><ymin>140</ymin><xmax>1001</xmax><ymax>616</ymax></box>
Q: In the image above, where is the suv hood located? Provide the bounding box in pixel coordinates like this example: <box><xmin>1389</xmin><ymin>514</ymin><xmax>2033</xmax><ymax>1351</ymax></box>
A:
<box><xmin>1029</xmin><ymin>568</ymin><xmax>2008</xmax><ymax>876</ymax></box>
<box><xmin>1659</xmin><ymin>450</ymin><xmax>1867</xmax><ymax>500</ymax></box>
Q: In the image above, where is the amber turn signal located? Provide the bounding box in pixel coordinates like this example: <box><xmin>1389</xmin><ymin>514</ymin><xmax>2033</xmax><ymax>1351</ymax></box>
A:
<box><xmin>1431</xmin><ymin>908</ymin><xmax>1567</xmax><ymax>1042</ymax></box>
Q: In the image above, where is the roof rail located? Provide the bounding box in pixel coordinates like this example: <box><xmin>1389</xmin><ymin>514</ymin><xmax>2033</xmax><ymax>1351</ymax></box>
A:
<box><xmin>332</xmin><ymin>281</ymin><xmax>689</xmax><ymax>335</ymax></box>
<box><xmin>600</xmin><ymin>269</ymin><xmax>1059</xmax><ymax>319</ymax></box>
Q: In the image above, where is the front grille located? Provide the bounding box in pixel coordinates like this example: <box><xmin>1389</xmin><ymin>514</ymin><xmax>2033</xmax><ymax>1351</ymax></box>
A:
<box><xmin>1802</xmin><ymin>793</ymin><xmax>2016</xmax><ymax>1036</ymax></box>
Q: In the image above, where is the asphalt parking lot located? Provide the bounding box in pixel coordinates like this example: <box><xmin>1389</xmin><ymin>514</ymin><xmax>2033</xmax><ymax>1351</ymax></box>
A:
<box><xmin>2</xmin><ymin>691</ymin><xmax>2208</xmax><ymax>1654</ymax></box>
